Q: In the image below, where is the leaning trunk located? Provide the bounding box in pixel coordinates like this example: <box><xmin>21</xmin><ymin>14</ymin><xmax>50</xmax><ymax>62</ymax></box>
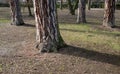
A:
<box><xmin>77</xmin><ymin>0</ymin><xmax>86</xmax><ymax>23</ymax></box>
<box><xmin>103</xmin><ymin>0</ymin><xmax>115</xmax><ymax>28</ymax></box>
<box><xmin>9</xmin><ymin>0</ymin><xmax>24</xmax><ymax>25</ymax></box>
<box><xmin>33</xmin><ymin>0</ymin><xmax>65</xmax><ymax>52</ymax></box>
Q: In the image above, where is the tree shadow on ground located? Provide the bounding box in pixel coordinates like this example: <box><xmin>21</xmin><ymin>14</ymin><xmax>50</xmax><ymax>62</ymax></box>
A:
<box><xmin>20</xmin><ymin>24</ymin><xmax>35</xmax><ymax>27</ymax></box>
<box><xmin>115</xmin><ymin>26</ymin><xmax>120</xmax><ymax>29</ymax></box>
<box><xmin>87</xmin><ymin>21</ymin><xmax>101</xmax><ymax>25</ymax></box>
<box><xmin>59</xmin><ymin>45</ymin><xmax>120</xmax><ymax>66</ymax></box>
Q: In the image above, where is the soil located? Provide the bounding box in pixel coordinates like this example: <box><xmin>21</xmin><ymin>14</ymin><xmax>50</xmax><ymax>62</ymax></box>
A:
<box><xmin>0</xmin><ymin>8</ymin><xmax>120</xmax><ymax>74</ymax></box>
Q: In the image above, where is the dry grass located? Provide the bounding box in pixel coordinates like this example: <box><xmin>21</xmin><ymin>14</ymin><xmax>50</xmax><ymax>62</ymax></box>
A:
<box><xmin>0</xmin><ymin>7</ymin><xmax>120</xmax><ymax>74</ymax></box>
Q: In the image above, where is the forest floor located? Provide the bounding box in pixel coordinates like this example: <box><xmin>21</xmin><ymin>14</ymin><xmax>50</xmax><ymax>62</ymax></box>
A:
<box><xmin>0</xmin><ymin>7</ymin><xmax>120</xmax><ymax>74</ymax></box>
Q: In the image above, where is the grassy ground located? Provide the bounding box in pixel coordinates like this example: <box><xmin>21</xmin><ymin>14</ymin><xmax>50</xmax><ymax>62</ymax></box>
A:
<box><xmin>0</xmin><ymin>7</ymin><xmax>120</xmax><ymax>74</ymax></box>
<box><xmin>60</xmin><ymin>24</ymin><xmax>120</xmax><ymax>52</ymax></box>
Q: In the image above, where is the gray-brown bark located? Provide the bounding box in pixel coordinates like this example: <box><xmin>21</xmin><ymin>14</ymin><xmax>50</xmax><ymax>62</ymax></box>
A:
<box><xmin>103</xmin><ymin>0</ymin><xmax>115</xmax><ymax>28</ymax></box>
<box><xmin>33</xmin><ymin>0</ymin><xmax>65</xmax><ymax>52</ymax></box>
<box><xmin>77</xmin><ymin>0</ymin><xmax>86</xmax><ymax>23</ymax></box>
<box><xmin>9</xmin><ymin>0</ymin><xmax>24</xmax><ymax>25</ymax></box>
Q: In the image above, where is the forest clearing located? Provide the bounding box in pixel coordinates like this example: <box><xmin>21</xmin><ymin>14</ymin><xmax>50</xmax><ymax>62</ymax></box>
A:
<box><xmin>0</xmin><ymin>6</ymin><xmax>120</xmax><ymax>74</ymax></box>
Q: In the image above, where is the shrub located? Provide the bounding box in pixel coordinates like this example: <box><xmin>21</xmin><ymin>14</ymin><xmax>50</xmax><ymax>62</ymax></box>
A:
<box><xmin>116</xmin><ymin>3</ymin><xmax>120</xmax><ymax>10</ymax></box>
<box><xmin>0</xmin><ymin>3</ymin><xmax>9</xmax><ymax>7</ymax></box>
<box><xmin>57</xmin><ymin>2</ymin><xmax>68</xmax><ymax>9</ymax></box>
<box><xmin>91</xmin><ymin>2</ymin><xmax>104</xmax><ymax>8</ymax></box>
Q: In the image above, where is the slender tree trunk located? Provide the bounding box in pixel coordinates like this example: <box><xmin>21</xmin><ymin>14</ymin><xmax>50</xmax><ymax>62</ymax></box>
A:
<box><xmin>87</xmin><ymin>0</ymin><xmax>91</xmax><ymax>10</ymax></box>
<box><xmin>60</xmin><ymin>0</ymin><xmax>63</xmax><ymax>10</ymax></box>
<box><xmin>77</xmin><ymin>0</ymin><xmax>81</xmax><ymax>23</ymax></box>
<box><xmin>103</xmin><ymin>0</ymin><xmax>115</xmax><ymax>28</ymax></box>
<box><xmin>77</xmin><ymin>0</ymin><xmax>86</xmax><ymax>23</ymax></box>
<box><xmin>9</xmin><ymin>0</ymin><xmax>24</xmax><ymax>25</ymax></box>
<box><xmin>33</xmin><ymin>0</ymin><xmax>65</xmax><ymax>52</ymax></box>
<box><xmin>26</xmin><ymin>0</ymin><xmax>32</xmax><ymax>16</ymax></box>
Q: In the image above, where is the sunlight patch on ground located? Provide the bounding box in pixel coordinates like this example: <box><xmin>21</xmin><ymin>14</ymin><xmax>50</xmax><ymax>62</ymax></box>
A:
<box><xmin>60</xmin><ymin>24</ymin><xmax>120</xmax><ymax>51</ymax></box>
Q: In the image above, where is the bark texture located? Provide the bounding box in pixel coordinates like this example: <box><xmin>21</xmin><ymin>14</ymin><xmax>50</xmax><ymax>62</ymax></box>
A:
<box><xmin>33</xmin><ymin>0</ymin><xmax>65</xmax><ymax>52</ymax></box>
<box><xmin>103</xmin><ymin>0</ymin><xmax>115</xmax><ymax>28</ymax></box>
<box><xmin>9</xmin><ymin>0</ymin><xmax>24</xmax><ymax>25</ymax></box>
<box><xmin>77</xmin><ymin>0</ymin><xmax>86</xmax><ymax>23</ymax></box>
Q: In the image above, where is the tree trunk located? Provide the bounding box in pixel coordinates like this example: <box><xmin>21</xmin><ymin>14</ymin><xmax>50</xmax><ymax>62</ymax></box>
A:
<box><xmin>9</xmin><ymin>0</ymin><xmax>24</xmax><ymax>25</ymax></box>
<box><xmin>26</xmin><ymin>0</ymin><xmax>32</xmax><ymax>16</ymax></box>
<box><xmin>33</xmin><ymin>0</ymin><xmax>65</xmax><ymax>52</ymax></box>
<box><xmin>77</xmin><ymin>0</ymin><xmax>86</xmax><ymax>23</ymax></box>
<box><xmin>87</xmin><ymin>0</ymin><xmax>91</xmax><ymax>10</ymax></box>
<box><xmin>103</xmin><ymin>0</ymin><xmax>115</xmax><ymax>28</ymax></box>
<box><xmin>60</xmin><ymin>0</ymin><xmax>63</xmax><ymax>10</ymax></box>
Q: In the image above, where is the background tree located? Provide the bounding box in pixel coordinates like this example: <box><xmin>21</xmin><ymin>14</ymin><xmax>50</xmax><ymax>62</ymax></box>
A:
<box><xmin>26</xmin><ymin>0</ymin><xmax>32</xmax><ymax>16</ymax></box>
<box><xmin>87</xmin><ymin>0</ymin><xmax>91</xmax><ymax>10</ymax></box>
<box><xmin>67</xmin><ymin>0</ymin><xmax>79</xmax><ymax>15</ymax></box>
<box><xmin>77</xmin><ymin>0</ymin><xmax>86</xmax><ymax>23</ymax></box>
<box><xmin>103</xmin><ymin>0</ymin><xmax>115</xmax><ymax>28</ymax></box>
<box><xmin>33</xmin><ymin>0</ymin><xmax>65</xmax><ymax>52</ymax></box>
<box><xmin>60</xmin><ymin>0</ymin><xmax>63</xmax><ymax>10</ymax></box>
<box><xmin>9</xmin><ymin>0</ymin><xmax>24</xmax><ymax>25</ymax></box>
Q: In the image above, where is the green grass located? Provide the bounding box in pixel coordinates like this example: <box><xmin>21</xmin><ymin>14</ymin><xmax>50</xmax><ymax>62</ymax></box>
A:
<box><xmin>60</xmin><ymin>24</ymin><xmax>120</xmax><ymax>51</ymax></box>
<box><xmin>0</xmin><ymin>19</ymin><xmax>10</xmax><ymax>23</ymax></box>
<box><xmin>0</xmin><ymin>64</ymin><xmax>2</xmax><ymax>72</ymax></box>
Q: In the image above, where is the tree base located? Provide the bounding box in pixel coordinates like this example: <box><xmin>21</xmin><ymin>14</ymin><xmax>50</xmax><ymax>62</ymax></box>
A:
<box><xmin>35</xmin><ymin>42</ymin><xmax>67</xmax><ymax>53</ymax></box>
<box><xmin>103</xmin><ymin>22</ymin><xmax>115</xmax><ymax>28</ymax></box>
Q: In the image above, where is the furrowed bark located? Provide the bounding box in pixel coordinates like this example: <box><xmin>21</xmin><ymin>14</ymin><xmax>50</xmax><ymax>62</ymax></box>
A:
<box><xmin>33</xmin><ymin>0</ymin><xmax>65</xmax><ymax>52</ymax></box>
<box><xmin>103</xmin><ymin>0</ymin><xmax>115</xmax><ymax>28</ymax></box>
<box><xmin>9</xmin><ymin>0</ymin><xmax>24</xmax><ymax>25</ymax></box>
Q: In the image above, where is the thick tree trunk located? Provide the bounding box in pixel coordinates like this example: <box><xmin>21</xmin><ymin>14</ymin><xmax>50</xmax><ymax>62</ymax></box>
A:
<box><xmin>26</xmin><ymin>0</ymin><xmax>32</xmax><ymax>16</ymax></box>
<box><xmin>77</xmin><ymin>0</ymin><xmax>86</xmax><ymax>23</ymax></box>
<box><xmin>103</xmin><ymin>0</ymin><xmax>115</xmax><ymax>28</ymax></box>
<box><xmin>33</xmin><ymin>0</ymin><xmax>65</xmax><ymax>52</ymax></box>
<box><xmin>9</xmin><ymin>0</ymin><xmax>24</xmax><ymax>25</ymax></box>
